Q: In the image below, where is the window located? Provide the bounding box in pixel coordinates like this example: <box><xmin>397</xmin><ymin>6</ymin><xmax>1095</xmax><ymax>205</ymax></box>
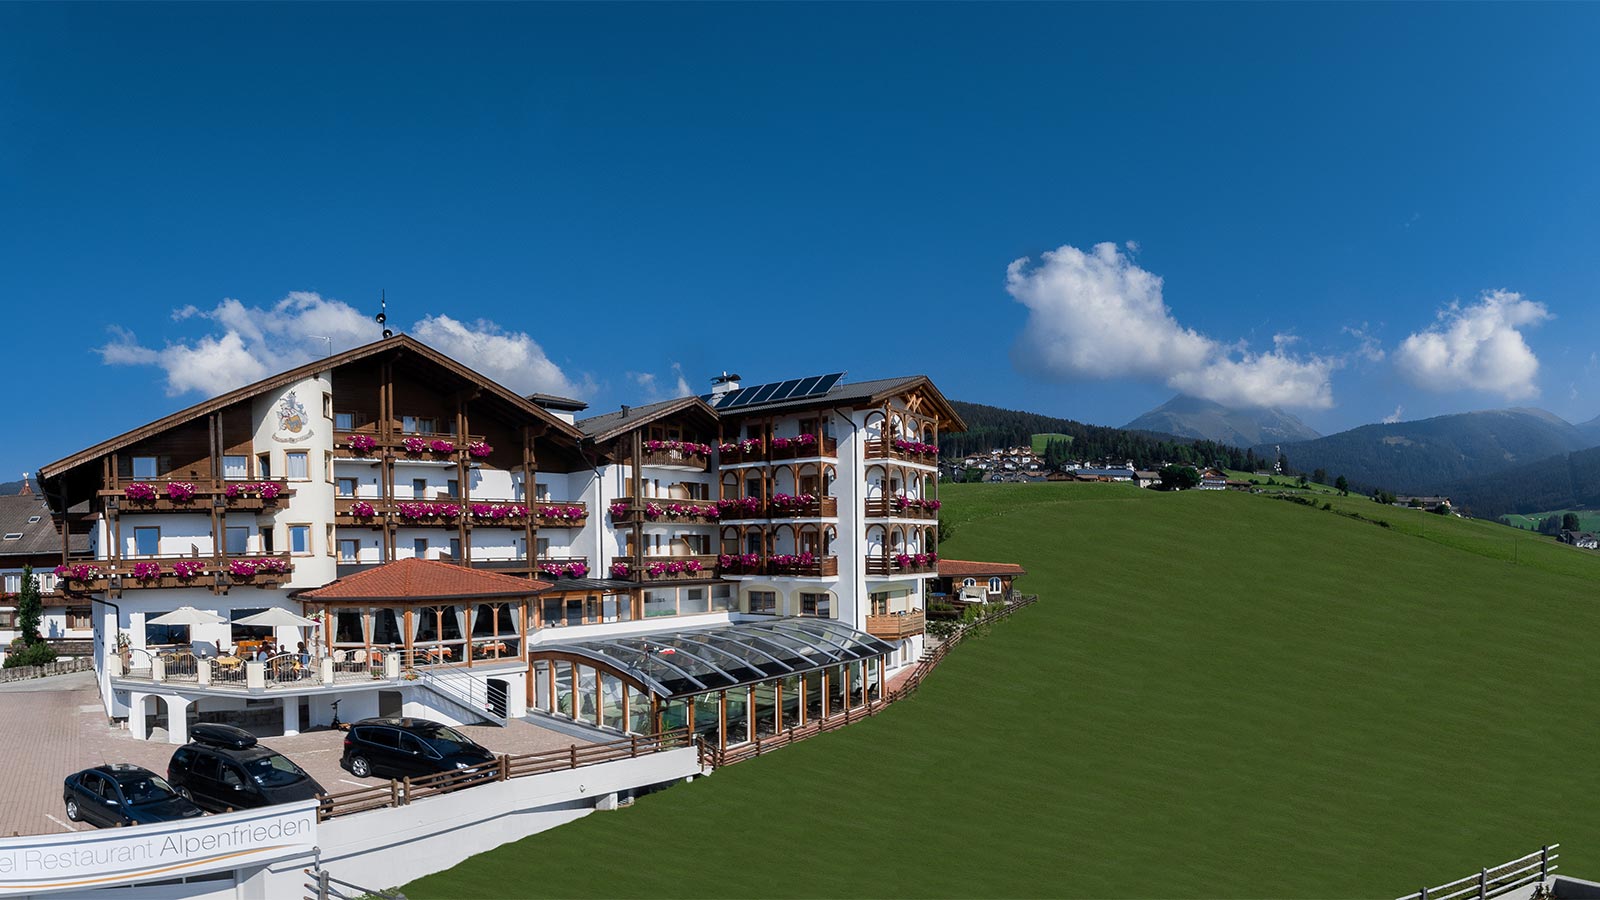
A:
<box><xmin>449</xmin><ymin>538</ymin><xmax>461</xmax><ymax>561</ymax></box>
<box><xmin>285</xmin><ymin>451</ymin><xmax>309</xmax><ymax>480</ymax></box>
<box><xmin>412</xmin><ymin>478</ymin><xmax>428</xmax><ymax>499</ymax></box>
<box><xmin>748</xmin><ymin>591</ymin><xmax>778</xmax><ymax>615</ymax></box>
<box><xmin>402</xmin><ymin>416</ymin><xmax>437</xmax><ymax>435</ymax></box>
<box><xmin>26</xmin><ymin>516</ymin><xmax>39</xmax><ymax>524</ymax></box>
<box><xmin>446</xmin><ymin>479</ymin><xmax>459</xmax><ymax>499</ymax></box>
<box><xmin>1</xmin><ymin>574</ymin><xmax>17</xmax><ymax>593</ymax></box>
<box><xmin>870</xmin><ymin>591</ymin><xmax>891</xmax><ymax>616</ymax></box>
<box><xmin>257</xmin><ymin>454</ymin><xmax>271</xmax><ymax>480</ymax></box>
<box><xmin>643</xmin><ymin>590</ymin><xmax>676</xmax><ymax>618</ymax></box>
<box><xmin>800</xmin><ymin>593</ymin><xmax>831</xmax><ymax>618</ymax></box>
<box><xmin>534</xmin><ymin>483</ymin><xmax>550</xmax><ymax>501</ymax></box>
<box><xmin>145</xmin><ymin>616</ymin><xmax>189</xmax><ymax>647</ymax></box>
<box><xmin>65</xmin><ymin>608</ymin><xmax>89</xmax><ymax>630</ymax></box>
<box><xmin>683</xmin><ymin>534</ymin><xmax>711</xmax><ymax>555</ymax></box>
<box><xmin>222</xmin><ymin>455</ymin><xmax>248</xmax><ymax>479</ymax></box>
<box><xmin>0</xmin><ymin>609</ymin><xmax>14</xmax><ymax>627</ymax></box>
<box><xmin>989</xmin><ymin>577</ymin><xmax>1003</xmax><ymax>593</ymax></box>
<box><xmin>231</xmin><ymin>608</ymin><xmax>272</xmax><ymax>643</ymax></box>
<box><xmin>338</xmin><ymin>539</ymin><xmax>360</xmax><ymax>562</ymax></box>
<box><xmin>289</xmin><ymin>525</ymin><xmax>311</xmax><ymax>555</ymax></box>
<box><xmin>134</xmin><ymin>527</ymin><xmax>160</xmax><ymax>557</ymax></box>
<box><xmin>337</xmin><ymin>477</ymin><xmax>358</xmax><ymax>497</ymax></box>
<box><xmin>322</xmin><ymin>392</ymin><xmax>333</xmax><ymax>420</ymax></box>
<box><xmin>681</xmin><ymin>588</ymin><xmax>709</xmax><ymax>615</ymax></box>
<box><xmin>225</xmin><ymin>527</ymin><xmax>249</xmax><ymax>555</ymax></box>
<box><xmin>683</xmin><ymin>482</ymin><xmax>708</xmax><ymax>500</ymax></box>
<box><xmin>963</xmin><ymin>578</ymin><xmax>976</xmax><ymax>588</ymax></box>
<box><xmin>132</xmin><ymin>457</ymin><xmax>158</xmax><ymax>479</ymax></box>
<box><xmin>334</xmin><ymin>412</ymin><xmax>356</xmax><ymax>431</ymax></box>
<box><xmin>327</xmin><ymin>524</ymin><xmax>336</xmax><ymax>556</ymax></box>
<box><xmin>1</xmin><ymin>533</ymin><xmax>18</xmax><ymax>542</ymax></box>
<box><xmin>413</xmin><ymin>538</ymin><xmax>428</xmax><ymax>559</ymax></box>
<box><xmin>536</xmin><ymin>537</ymin><xmax>550</xmax><ymax>557</ymax></box>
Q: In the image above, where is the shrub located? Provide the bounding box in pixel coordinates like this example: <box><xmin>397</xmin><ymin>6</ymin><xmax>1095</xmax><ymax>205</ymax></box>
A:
<box><xmin>3</xmin><ymin>639</ymin><xmax>57</xmax><ymax>669</ymax></box>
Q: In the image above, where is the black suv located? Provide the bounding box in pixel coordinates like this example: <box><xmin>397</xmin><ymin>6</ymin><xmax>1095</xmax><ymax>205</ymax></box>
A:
<box><xmin>341</xmin><ymin>717</ymin><xmax>496</xmax><ymax>780</ymax></box>
<box><xmin>63</xmin><ymin>763</ymin><xmax>204</xmax><ymax>828</ymax></box>
<box><xmin>167</xmin><ymin>723</ymin><xmax>325</xmax><ymax>812</ymax></box>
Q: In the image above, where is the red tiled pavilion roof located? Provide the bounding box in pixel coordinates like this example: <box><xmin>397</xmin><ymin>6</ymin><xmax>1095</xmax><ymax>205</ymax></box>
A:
<box><xmin>298</xmin><ymin>558</ymin><xmax>551</xmax><ymax>602</ymax></box>
<box><xmin>937</xmin><ymin>559</ymin><xmax>1027</xmax><ymax>578</ymax></box>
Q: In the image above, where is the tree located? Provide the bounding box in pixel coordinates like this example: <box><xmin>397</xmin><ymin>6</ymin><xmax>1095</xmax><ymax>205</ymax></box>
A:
<box><xmin>1562</xmin><ymin>512</ymin><xmax>1581</xmax><ymax>532</ymax></box>
<box><xmin>1312</xmin><ymin>468</ymin><xmax>1328</xmax><ymax>486</ymax></box>
<box><xmin>15</xmin><ymin>565</ymin><xmax>41</xmax><ymax>647</ymax></box>
<box><xmin>1158</xmin><ymin>464</ymin><xmax>1200</xmax><ymax>491</ymax></box>
<box><xmin>1334</xmin><ymin>475</ymin><xmax>1349</xmax><ymax>496</ymax></box>
<box><xmin>1539</xmin><ymin>515</ymin><xmax>1563</xmax><ymax>536</ymax></box>
<box><xmin>1298</xmin><ymin>474</ymin><xmax>1310</xmax><ymax>489</ymax></box>
<box><xmin>1373</xmin><ymin>489</ymin><xmax>1396</xmax><ymax>505</ymax></box>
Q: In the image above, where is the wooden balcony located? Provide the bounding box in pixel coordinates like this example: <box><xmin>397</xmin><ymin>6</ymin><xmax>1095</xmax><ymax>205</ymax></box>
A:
<box><xmin>102</xmin><ymin>479</ymin><xmax>294</xmax><ymax>514</ymax></box>
<box><xmin>769</xmin><ymin>435</ymin><xmax>838</xmax><ymax>461</ymax></box>
<box><xmin>864</xmin><ymin>438</ymin><xmax>939</xmax><ymax>465</ymax></box>
<box><xmin>55</xmin><ymin>553</ymin><xmax>294</xmax><ymax>593</ymax></box>
<box><xmin>865</xmin><ymin>497</ymin><xmax>941</xmax><ymax>520</ymax></box>
<box><xmin>768</xmin><ymin>555</ymin><xmax>839</xmax><ymax>578</ymax></box>
<box><xmin>332</xmin><ymin>431</ymin><xmax>487</xmax><ymax>462</ymax></box>
<box><xmin>616</xmin><ymin>554</ymin><xmax>721</xmax><ymax>582</ymax></box>
<box><xmin>766</xmin><ymin>496</ymin><xmax>838</xmax><ymax>519</ymax></box>
<box><xmin>865</xmin><ymin>555</ymin><xmax>938</xmax><ymax>576</ymax></box>
<box><xmin>530</xmin><ymin>501</ymin><xmax>588</xmax><ymax>528</ymax></box>
<box><xmin>717</xmin><ymin>440</ymin><xmax>764</xmax><ymax>466</ymax></box>
<box><xmin>866</xmin><ymin>610</ymin><xmax>925</xmax><ymax>640</ymax></box>
<box><xmin>334</xmin><ymin>497</ymin><xmax>586</xmax><ymax>528</ymax></box>
<box><xmin>624</xmin><ymin>446</ymin><xmax>711</xmax><ymax>472</ymax></box>
<box><xmin>614</xmin><ymin>498</ymin><xmax>719</xmax><ymax>525</ymax></box>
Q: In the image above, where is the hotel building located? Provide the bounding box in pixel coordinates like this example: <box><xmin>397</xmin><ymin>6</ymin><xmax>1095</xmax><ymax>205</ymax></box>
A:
<box><xmin>38</xmin><ymin>334</ymin><xmax>970</xmax><ymax>750</ymax></box>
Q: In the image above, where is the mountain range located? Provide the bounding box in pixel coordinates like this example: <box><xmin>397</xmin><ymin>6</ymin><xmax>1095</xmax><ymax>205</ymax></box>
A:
<box><xmin>1123</xmin><ymin>395</ymin><xmax>1321</xmax><ymax>447</ymax></box>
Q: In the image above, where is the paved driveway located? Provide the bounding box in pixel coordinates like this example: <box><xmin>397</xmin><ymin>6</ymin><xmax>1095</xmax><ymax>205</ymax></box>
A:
<box><xmin>0</xmin><ymin>672</ymin><xmax>588</xmax><ymax>837</ymax></box>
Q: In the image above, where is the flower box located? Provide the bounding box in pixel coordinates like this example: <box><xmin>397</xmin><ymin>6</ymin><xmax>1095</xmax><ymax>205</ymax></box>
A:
<box><xmin>346</xmin><ymin>435</ymin><xmax>378</xmax><ymax>453</ymax></box>
<box><xmin>539</xmin><ymin>561</ymin><xmax>589</xmax><ymax>579</ymax></box>
<box><xmin>123</xmin><ymin>483</ymin><xmax>157</xmax><ymax>502</ymax></box>
<box><xmin>467</xmin><ymin>440</ymin><xmax>493</xmax><ymax>459</ymax></box>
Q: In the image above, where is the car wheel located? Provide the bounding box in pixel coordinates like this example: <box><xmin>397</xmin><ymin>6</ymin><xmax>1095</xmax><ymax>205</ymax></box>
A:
<box><xmin>349</xmin><ymin>756</ymin><xmax>372</xmax><ymax>778</ymax></box>
<box><xmin>177</xmin><ymin>786</ymin><xmax>194</xmax><ymax>801</ymax></box>
<box><xmin>64</xmin><ymin>798</ymin><xmax>81</xmax><ymax>822</ymax></box>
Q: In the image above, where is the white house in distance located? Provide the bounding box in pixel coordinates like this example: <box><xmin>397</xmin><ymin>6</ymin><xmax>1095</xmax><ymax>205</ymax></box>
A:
<box><xmin>0</xmin><ymin>490</ymin><xmax>92</xmax><ymax>661</ymax></box>
<box><xmin>38</xmin><ymin>334</ymin><xmax>983</xmax><ymax>751</ymax></box>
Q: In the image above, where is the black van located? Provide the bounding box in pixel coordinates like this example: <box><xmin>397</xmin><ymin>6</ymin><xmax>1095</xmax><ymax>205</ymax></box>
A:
<box><xmin>167</xmin><ymin>723</ymin><xmax>325</xmax><ymax>812</ymax></box>
<box><xmin>341</xmin><ymin>717</ymin><xmax>496</xmax><ymax>780</ymax></box>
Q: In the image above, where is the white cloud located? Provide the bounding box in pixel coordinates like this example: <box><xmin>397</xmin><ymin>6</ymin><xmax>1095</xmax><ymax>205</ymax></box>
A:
<box><xmin>1007</xmin><ymin>242</ymin><xmax>1336</xmax><ymax>409</ymax></box>
<box><xmin>1393</xmin><ymin>290</ymin><xmax>1550</xmax><ymax>400</ymax></box>
<box><xmin>1342</xmin><ymin>324</ymin><xmax>1386</xmax><ymax>363</ymax></box>
<box><xmin>98</xmin><ymin>292</ymin><xmax>588</xmax><ymax>399</ymax></box>
<box><xmin>625</xmin><ymin>362</ymin><xmax>695</xmax><ymax>402</ymax></box>
<box><xmin>1382</xmin><ymin>405</ymin><xmax>1404</xmax><ymax>424</ymax></box>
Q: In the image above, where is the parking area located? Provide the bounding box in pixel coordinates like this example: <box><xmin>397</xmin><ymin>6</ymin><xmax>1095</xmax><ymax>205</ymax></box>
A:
<box><xmin>0</xmin><ymin>671</ymin><xmax>590</xmax><ymax>837</ymax></box>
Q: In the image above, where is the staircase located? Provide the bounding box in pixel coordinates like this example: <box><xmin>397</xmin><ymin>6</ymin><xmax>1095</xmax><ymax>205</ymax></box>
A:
<box><xmin>414</xmin><ymin>669</ymin><xmax>509</xmax><ymax>726</ymax></box>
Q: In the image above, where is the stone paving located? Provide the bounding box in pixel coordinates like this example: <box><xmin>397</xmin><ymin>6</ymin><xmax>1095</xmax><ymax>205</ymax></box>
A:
<box><xmin>0</xmin><ymin>671</ymin><xmax>589</xmax><ymax>838</ymax></box>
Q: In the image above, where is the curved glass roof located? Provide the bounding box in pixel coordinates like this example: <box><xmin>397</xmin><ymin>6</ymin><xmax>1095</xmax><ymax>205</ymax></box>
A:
<box><xmin>530</xmin><ymin>618</ymin><xmax>897</xmax><ymax>699</ymax></box>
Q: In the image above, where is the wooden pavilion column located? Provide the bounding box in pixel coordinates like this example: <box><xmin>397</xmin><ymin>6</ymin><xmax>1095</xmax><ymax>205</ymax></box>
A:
<box><xmin>521</xmin><ymin>426</ymin><xmax>536</xmax><ymax>572</ymax></box>
<box><xmin>455</xmin><ymin>398</ymin><xmax>470</xmax><ymax>566</ymax></box>
<box><xmin>630</xmin><ymin>431</ymin><xmax>644</xmax><ymax>578</ymax></box>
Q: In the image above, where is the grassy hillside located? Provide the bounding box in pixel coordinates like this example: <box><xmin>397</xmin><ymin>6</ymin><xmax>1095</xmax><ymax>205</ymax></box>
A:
<box><xmin>407</xmin><ymin>484</ymin><xmax>1600</xmax><ymax>899</ymax></box>
<box><xmin>1501</xmin><ymin>509</ymin><xmax>1600</xmax><ymax>532</ymax></box>
<box><xmin>1030</xmin><ymin>432</ymin><xmax>1072</xmax><ymax>454</ymax></box>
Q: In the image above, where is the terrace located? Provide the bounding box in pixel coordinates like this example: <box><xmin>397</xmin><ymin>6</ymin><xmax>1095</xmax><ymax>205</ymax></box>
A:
<box><xmin>100</xmin><ymin>479</ymin><xmax>295</xmax><ymax>513</ymax></box>
<box><xmin>610</xmin><ymin>497</ymin><xmax>719</xmax><ymax>525</ymax></box>
<box><xmin>333</xmin><ymin>497</ymin><xmax>587</xmax><ymax>528</ymax></box>
<box><xmin>332</xmin><ymin>430</ymin><xmax>489</xmax><ymax>462</ymax></box>
<box><xmin>865</xmin><ymin>437</ymin><xmax>940</xmax><ymax>466</ymax></box>
<box><xmin>55</xmin><ymin>552</ymin><xmax>294</xmax><ymax>593</ymax></box>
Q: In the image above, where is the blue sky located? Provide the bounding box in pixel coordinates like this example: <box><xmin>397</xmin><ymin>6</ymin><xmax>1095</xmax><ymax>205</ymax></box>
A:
<box><xmin>4</xmin><ymin>3</ymin><xmax>1600</xmax><ymax>481</ymax></box>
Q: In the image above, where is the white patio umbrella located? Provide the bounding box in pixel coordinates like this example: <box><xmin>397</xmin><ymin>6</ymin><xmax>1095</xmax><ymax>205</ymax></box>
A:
<box><xmin>146</xmin><ymin>606</ymin><xmax>226</xmax><ymax>626</ymax></box>
<box><xmin>232</xmin><ymin>608</ymin><xmax>318</xmax><ymax>628</ymax></box>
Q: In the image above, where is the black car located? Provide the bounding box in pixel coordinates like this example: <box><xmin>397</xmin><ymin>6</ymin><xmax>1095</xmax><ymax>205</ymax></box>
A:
<box><xmin>167</xmin><ymin>723</ymin><xmax>325</xmax><ymax>812</ymax></box>
<box><xmin>63</xmin><ymin>763</ymin><xmax>204</xmax><ymax>828</ymax></box>
<box><xmin>341</xmin><ymin>717</ymin><xmax>496</xmax><ymax>780</ymax></box>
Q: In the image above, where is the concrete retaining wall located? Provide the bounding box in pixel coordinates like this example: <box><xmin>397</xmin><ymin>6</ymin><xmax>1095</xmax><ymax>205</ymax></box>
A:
<box><xmin>0</xmin><ymin>657</ymin><xmax>94</xmax><ymax>684</ymax></box>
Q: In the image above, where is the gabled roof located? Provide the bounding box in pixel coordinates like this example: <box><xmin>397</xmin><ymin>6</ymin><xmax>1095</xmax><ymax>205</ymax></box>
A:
<box><xmin>527</xmin><ymin>392</ymin><xmax>589</xmax><ymax>413</ymax></box>
<box><xmin>0</xmin><ymin>494</ymin><xmax>85</xmax><ymax>558</ymax></box>
<box><xmin>297</xmin><ymin>558</ymin><xmax>551</xmax><ymax>602</ymax></box>
<box><xmin>576</xmin><ymin>396</ymin><xmax>720</xmax><ymax>443</ymax></box>
<box><xmin>39</xmin><ymin>334</ymin><xmax>584</xmax><ymax>485</ymax></box>
<box><xmin>938</xmin><ymin>559</ymin><xmax>1027</xmax><ymax>578</ymax></box>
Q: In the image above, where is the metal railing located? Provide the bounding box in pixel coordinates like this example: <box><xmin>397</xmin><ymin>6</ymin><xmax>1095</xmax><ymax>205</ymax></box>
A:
<box><xmin>315</xmin><ymin>728</ymin><xmax>690</xmax><ymax>822</ymax></box>
<box><xmin>1396</xmin><ymin>846</ymin><xmax>1559</xmax><ymax>900</ymax></box>
<box><xmin>414</xmin><ymin>669</ymin><xmax>506</xmax><ymax>725</ymax></box>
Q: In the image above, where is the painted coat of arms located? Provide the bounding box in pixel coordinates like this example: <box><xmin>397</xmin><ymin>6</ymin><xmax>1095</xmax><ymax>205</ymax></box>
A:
<box><xmin>272</xmin><ymin>391</ymin><xmax>314</xmax><ymax>443</ymax></box>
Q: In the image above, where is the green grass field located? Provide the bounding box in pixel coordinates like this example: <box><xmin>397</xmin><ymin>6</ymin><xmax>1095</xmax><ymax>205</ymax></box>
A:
<box><xmin>1501</xmin><ymin>509</ymin><xmax>1600</xmax><ymax>532</ymax></box>
<box><xmin>1031</xmin><ymin>432</ymin><xmax>1072</xmax><ymax>453</ymax></box>
<box><xmin>406</xmin><ymin>483</ymin><xmax>1600</xmax><ymax>899</ymax></box>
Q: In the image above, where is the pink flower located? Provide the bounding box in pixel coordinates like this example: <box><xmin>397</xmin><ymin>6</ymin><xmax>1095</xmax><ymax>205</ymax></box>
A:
<box><xmin>131</xmin><ymin>562</ymin><xmax>162</xmax><ymax>580</ymax></box>
<box><xmin>351</xmin><ymin>500</ymin><xmax>376</xmax><ymax>518</ymax></box>
<box><xmin>403</xmin><ymin>437</ymin><xmax>428</xmax><ymax>454</ymax></box>
<box><xmin>609</xmin><ymin>502</ymin><xmax>630</xmax><ymax>520</ymax></box>
<box><xmin>429</xmin><ymin>439</ymin><xmax>456</xmax><ymax>454</ymax></box>
<box><xmin>467</xmin><ymin>440</ymin><xmax>493</xmax><ymax>458</ymax></box>
<box><xmin>172</xmin><ymin>560</ymin><xmax>205</xmax><ymax>579</ymax></box>
<box><xmin>166</xmin><ymin>482</ymin><xmax>197</xmax><ymax>501</ymax></box>
<box><xmin>610</xmin><ymin>562</ymin><xmax>631</xmax><ymax>578</ymax></box>
<box><xmin>124</xmin><ymin>483</ymin><xmax>157</xmax><ymax>501</ymax></box>
<box><xmin>348</xmin><ymin>435</ymin><xmax>378</xmax><ymax>452</ymax></box>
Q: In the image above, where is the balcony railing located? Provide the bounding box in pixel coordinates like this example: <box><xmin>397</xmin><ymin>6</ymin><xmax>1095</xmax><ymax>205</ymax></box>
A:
<box><xmin>714</xmin><ymin>496</ymin><xmax>838</xmax><ymax>521</ymax></box>
<box><xmin>332</xmin><ymin>431</ymin><xmax>488</xmax><ymax>462</ymax></box>
<box><xmin>611</xmin><ymin>498</ymin><xmax>719</xmax><ymax>525</ymax></box>
<box><xmin>102</xmin><ymin>479</ymin><xmax>294</xmax><ymax>513</ymax></box>
<box><xmin>865</xmin><ymin>497</ymin><xmax>941</xmax><ymax>520</ymax></box>
<box><xmin>625</xmin><ymin>444</ymin><xmax>712</xmax><ymax>472</ymax></box>
<box><xmin>865</xmin><ymin>438</ymin><xmax>940</xmax><ymax>465</ymax></box>
<box><xmin>611</xmin><ymin>554</ymin><xmax>721</xmax><ymax>582</ymax></box>
<box><xmin>718</xmin><ymin>436</ymin><xmax>839</xmax><ymax>465</ymax></box>
<box><xmin>333</xmin><ymin>497</ymin><xmax>586</xmax><ymax>528</ymax></box>
<box><xmin>865</xmin><ymin>554</ymin><xmax>938</xmax><ymax>576</ymax></box>
<box><xmin>865</xmin><ymin>610</ymin><xmax>926</xmax><ymax>639</ymax></box>
<box><xmin>768</xmin><ymin>555</ymin><xmax>839</xmax><ymax>578</ymax></box>
<box><xmin>55</xmin><ymin>553</ymin><xmax>294</xmax><ymax>593</ymax></box>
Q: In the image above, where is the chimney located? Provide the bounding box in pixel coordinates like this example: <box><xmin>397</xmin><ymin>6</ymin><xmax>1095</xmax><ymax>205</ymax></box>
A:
<box><xmin>710</xmin><ymin>372</ymin><xmax>742</xmax><ymax>399</ymax></box>
<box><xmin>19</xmin><ymin>473</ymin><xmax>31</xmax><ymax>496</ymax></box>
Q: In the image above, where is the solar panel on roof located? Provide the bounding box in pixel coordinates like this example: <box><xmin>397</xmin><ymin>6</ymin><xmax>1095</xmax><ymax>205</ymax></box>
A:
<box><xmin>789</xmin><ymin>374</ymin><xmax>824</xmax><ymax>398</ymax></box>
<box><xmin>812</xmin><ymin>372</ymin><xmax>845</xmax><ymax>395</ymax></box>
<box><xmin>768</xmin><ymin>378</ymin><xmax>811</xmax><ymax>402</ymax></box>
<box><xmin>747</xmin><ymin>382</ymin><xmax>784</xmax><ymax>404</ymax></box>
<box><xmin>709</xmin><ymin>372</ymin><xmax>849</xmax><ymax>410</ymax></box>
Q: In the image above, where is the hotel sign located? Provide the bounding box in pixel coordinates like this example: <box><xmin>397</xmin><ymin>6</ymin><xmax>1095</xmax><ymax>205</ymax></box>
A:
<box><xmin>0</xmin><ymin>801</ymin><xmax>317</xmax><ymax>895</ymax></box>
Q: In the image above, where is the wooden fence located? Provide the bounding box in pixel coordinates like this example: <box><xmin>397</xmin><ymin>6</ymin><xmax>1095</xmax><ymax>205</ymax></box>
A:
<box><xmin>316</xmin><ymin>728</ymin><xmax>690</xmax><ymax>821</ymax></box>
<box><xmin>701</xmin><ymin>593</ymin><xmax>1039</xmax><ymax>768</ymax></box>
<box><xmin>1395</xmin><ymin>845</ymin><xmax>1559</xmax><ymax>900</ymax></box>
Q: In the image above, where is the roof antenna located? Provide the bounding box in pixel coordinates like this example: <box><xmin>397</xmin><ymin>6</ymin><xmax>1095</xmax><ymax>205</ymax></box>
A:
<box><xmin>308</xmin><ymin>336</ymin><xmax>333</xmax><ymax>358</ymax></box>
<box><xmin>376</xmin><ymin>290</ymin><xmax>392</xmax><ymax>339</ymax></box>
